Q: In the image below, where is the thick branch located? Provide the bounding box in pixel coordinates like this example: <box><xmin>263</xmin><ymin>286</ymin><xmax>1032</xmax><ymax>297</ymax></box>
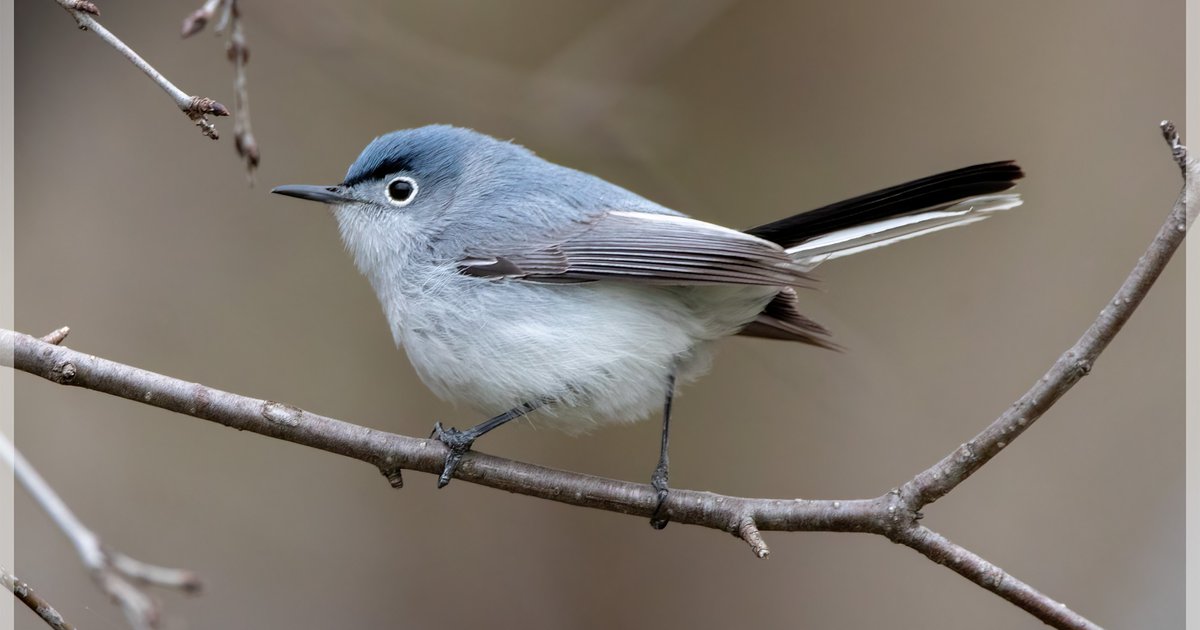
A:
<box><xmin>0</xmin><ymin>331</ymin><xmax>1104</xmax><ymax>627</ymax></box>
<box><xmin>4</xmin><ymin>124</ymin><xmax>1190</xmax><ymax>629</ymax></box>
<box><xmin>52</xmin><ymin>0</ymin><xmax>229</xmax><ymax>139</ymax></box>
<box><xmin>1</xmin><ymin>327</ymin><xmax>891</xmax><ymax>533</ymax></box>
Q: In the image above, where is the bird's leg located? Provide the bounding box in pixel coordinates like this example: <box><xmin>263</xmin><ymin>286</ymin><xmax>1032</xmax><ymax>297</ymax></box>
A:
<box><xmin>649</xmin><ymin>373</ymin><xmax>676</xmax><ymax>529</ymax></box>
<box><xmin>431</xmin><ymin>400</ymin><xmax>544</xmax><ymax>488</ymax></box>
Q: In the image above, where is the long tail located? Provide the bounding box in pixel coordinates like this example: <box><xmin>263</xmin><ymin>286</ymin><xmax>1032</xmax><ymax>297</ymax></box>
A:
<box><xmin>738</xmin><ymin>160</ymin><xmax>1024</xmax><ymax>345</ymax></box>
<box><xmin>747</xmin><ymin>160</ymin><xmax>1024</xmax><ymax>270</ymax></box>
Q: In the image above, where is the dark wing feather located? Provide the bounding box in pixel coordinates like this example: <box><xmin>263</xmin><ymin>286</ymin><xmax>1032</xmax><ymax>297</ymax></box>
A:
<box><xmin>736</xmin><ymin>287</ymin><xmax>839</xmax><ymax>349</ymax></box>
<box><xmin>459</xmin><ymin>211</ymin><xmax>813</xmax><ymax>287</ymax></box>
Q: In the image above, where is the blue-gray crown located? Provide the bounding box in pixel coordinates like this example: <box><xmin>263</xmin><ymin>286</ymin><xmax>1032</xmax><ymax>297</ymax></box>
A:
<box><xmin>343</xmin><ymin>125</ymin><xmax>509</xmax><ymax>187</ymax></box>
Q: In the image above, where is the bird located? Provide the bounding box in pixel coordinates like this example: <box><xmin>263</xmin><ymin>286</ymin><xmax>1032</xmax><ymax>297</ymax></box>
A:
<box><xmin>272</xmin><ymin>124</ymin><xmax>1023</xmax><ymax>528</ymax></box>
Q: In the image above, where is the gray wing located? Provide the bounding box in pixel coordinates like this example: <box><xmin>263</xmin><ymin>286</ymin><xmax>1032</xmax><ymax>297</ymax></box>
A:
<box><xmin>458</xmin><ymin>210</ymin><xmax>813</xmax><ymax>287</ymax></box>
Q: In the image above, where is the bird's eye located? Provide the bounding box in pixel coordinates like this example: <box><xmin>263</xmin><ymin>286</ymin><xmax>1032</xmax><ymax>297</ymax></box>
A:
<box><xmin>385</xmin><ymin>176</ymin><xmax>418</xmax><ymax>206</ymax></box>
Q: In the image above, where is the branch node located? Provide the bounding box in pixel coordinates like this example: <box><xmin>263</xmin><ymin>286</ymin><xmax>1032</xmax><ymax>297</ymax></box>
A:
<box><xmin>184</xmin><ymin>97</ymin><xmax>228</xmax><ymax>140</ymax></box>
<box><xmin>1073</xmin><ymin>359</ymin><xmax>1092</xmax><ymax>376</ymax></box>
<box><xmin>735</xmin><ymin>516</ymin><xmax>770</xmax><ymax>559</ymax></box>
<box><xmin>41</xmin><ymin>327</ymin><xmax>71</xmax><ymax>345</ymax></box>
<box><xmin>1161</xmin><ymin>120</ymin><xmax>1188</xmax><ymax>171</ymax></box>
<box><xmin>380</xmin><ymin>467</ymin><xmax>405</xmax><ymax>488</ymax></box>
<box><xmin>65</xmin><ymin>0</ymin><xmax>100</xmax><ymax>15</ymax></box>
<box><xmin>186</xmin><ymin>96</ymin><xmax>230</xmax><ymax>119</ymax></box>
<box><xmin>51</xmin><ymin>361</ymin><xmax>77</xmax><ymax>384</ymax></box>
<box><xmin>261</xmin><ymin>401</ymin><xmax>302</xmax><ymax>427</ymax></box>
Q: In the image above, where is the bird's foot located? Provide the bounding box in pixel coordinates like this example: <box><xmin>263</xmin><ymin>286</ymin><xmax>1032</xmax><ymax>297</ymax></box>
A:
<box><xmin>430</xmin><ymin>422</ymin><xmax>476</xmax><ymax>488</ymax></box>
<box><xmin>649</xmin><ymin>463</ymin><xmax>671</xmax><ymax>529</ymax></box>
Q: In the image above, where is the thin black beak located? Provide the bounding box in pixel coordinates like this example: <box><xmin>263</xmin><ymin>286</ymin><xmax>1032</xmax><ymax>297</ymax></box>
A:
<box><xmin>271</xmin><ymin>184</ymin><xmax>354</xmax><ymax>204</ymax></box>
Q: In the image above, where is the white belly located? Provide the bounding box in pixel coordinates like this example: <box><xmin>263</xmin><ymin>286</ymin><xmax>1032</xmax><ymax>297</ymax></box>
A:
<box><xmin>382</xmin><ymin>267</ymin><xmax>775</xmax><ymax>433</ymax></box>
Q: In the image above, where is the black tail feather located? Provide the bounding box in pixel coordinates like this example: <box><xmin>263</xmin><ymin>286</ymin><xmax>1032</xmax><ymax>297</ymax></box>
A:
<box><xmin>745</xmin><ymin>161</ymin><xmax>1024</xmax><ymax>249</ymax></box>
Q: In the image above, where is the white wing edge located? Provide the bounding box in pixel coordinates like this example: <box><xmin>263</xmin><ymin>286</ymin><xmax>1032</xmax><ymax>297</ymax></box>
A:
<box><xmin>608</xmin><ymin>210</ymin><xmax>786</xmax><ymax>248</ymax></box>
<box><xmin>786</xmin><ymin>194</ymin><xmax>1022</xmax><ymax>269</ymax></box>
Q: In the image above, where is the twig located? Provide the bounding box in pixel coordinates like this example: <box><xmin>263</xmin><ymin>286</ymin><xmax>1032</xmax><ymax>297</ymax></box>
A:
<box><xmin>182</xmin><ymin>0</ymin><xmax>259</xmax><ymax>179</ymax></box>
<box><xmin>52</xmin><ymin>0</ymin><xmax>229</xmax><ymax>139</ymax></box>
<box><xmin>0</xmin><ymin>430</ymin><xmax>202</xmax><ymax>630</ymax></box>
<box><xmin>3</xmin><ymin>566</ymin><xmax>76</xmax><ymax>630</ymax></box>
<box><xmin>901</xmin><ymin>120</ymin><xmax>1197</xmax><ymax>509</ymax></box>
<box><xmin>735</xmin><ymin>515</ymin><xmax>769</xmax><ymax>559</ymax></box>
<box><xmin>40</xmin><ymin>326</ymin><xmax>70</xmax><ymax>345</ymax></box>
<box><xmin>892</xmin><ymin>527</ymin><xmax>1100</xmax><ymax>630</ymax></box>
<box><xmin>180</xmin><ymin>0</ymin><xmax>222</xmax><ymax>37</ymax></box>
<box><xmin>3</xmin><ymin>124</ymin><xmax>1191</xmax><ymax>629</ymax></box>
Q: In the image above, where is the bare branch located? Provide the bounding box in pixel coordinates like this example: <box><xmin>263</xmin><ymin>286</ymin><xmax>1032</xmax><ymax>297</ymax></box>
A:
<box><xmin>0</xmin><ymin>432</ymin><xmax>202</xmax><ymax>629</ymax></box>
<box><xmin>181</xmin><ymin>0</ymin><xmax>259</xmax><ymax>179</ymax></box>
<box><xmin>227</xmin><ymin>2</ymin><xmax>259</xmax><ymax>178</ymax></box>
<box><xmin>0</xmin><ymin>329</ymin><xmax>917</xmax><ymax>534</ymax></box>
<box><xmin>52</xmin><ymin>0</ymin><xmax>229</xmax><ymax>139</ymax></box>
<box><xmin>3</xmin><ymin>566</ymin><xmax>76</xmax><ymax>630</ymax></box>
<box><xmin>893</xmin><ymin>527</ymin><xmax>1102</xmax><ymax>630</ymax></box>
<box><xmin>902</xmin><ymin>120</ymin><xmax>1197</xmax><ymax>509</ymax></box>
<box><xmin>4</xmin><ymin>123</ymin><xmax>1190</xmax><ymax>629</ymax></box>
<box><xmin>0</xmin><ymin>328</ymin><xmax>1095</xmax><ymax>626</ymax></box>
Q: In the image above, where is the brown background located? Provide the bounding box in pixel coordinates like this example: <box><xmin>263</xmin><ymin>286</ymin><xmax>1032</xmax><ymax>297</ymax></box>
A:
<box><xmin>13</xmin><ymin>1</ymin><xmax>1184</xmax><ymax>628</ymax></box>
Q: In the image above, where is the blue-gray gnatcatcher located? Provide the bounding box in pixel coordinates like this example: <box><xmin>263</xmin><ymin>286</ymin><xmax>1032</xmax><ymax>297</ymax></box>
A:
<box><xmin>273</xmin><ymin>125</ymin><xmax>1022</xmax><ymax>527</ymax></box>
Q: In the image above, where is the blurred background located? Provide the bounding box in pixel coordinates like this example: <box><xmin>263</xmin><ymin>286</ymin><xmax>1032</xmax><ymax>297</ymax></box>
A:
<box><xmin>13</xmin><ymin>1</ymin><xmax>1184</xmax><ymax>628</ymax></box>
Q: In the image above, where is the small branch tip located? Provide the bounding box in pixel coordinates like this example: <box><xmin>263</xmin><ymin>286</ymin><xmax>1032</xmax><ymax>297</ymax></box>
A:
<box><xmin>181</xmin><ymin>11</ymin><xmax>208</xmax><ymax>38</ymax></box>
<box><xmin>41</xmin><ymin>327</ymin><xmax>71</xmax><ymax>345</ymax></box>
<box><xmin>187</xmin><ymin>96</ymin><xmax>229</xmax><ymax>118</ymax></box>
<box><xmin>736</xmin><ymin>516</ymin><xmax>770</xmax><ymax>559</ymax></box>
<box><xmin>109</xmin><ymin>551</ymin><xmax>204</xmax><ymax>594</ymax></box>
<box><xmin>381</xmin><ymin>467</ymin><xmax>405</xmax><ymax>488</ymax></box>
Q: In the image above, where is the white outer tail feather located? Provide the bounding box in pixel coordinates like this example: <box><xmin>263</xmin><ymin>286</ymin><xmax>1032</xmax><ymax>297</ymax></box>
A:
<box><xmin>785</xmin><ymin>193</ymin><xmax>1022</xmax><ymax>270</ymax></box>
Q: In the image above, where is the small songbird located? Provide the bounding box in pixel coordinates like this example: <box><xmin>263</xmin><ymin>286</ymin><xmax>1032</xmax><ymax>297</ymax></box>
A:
<box><xmin>273</xmin><ymin>125</ymin><xmax>1022</xmax><ymax>528</ymax></box>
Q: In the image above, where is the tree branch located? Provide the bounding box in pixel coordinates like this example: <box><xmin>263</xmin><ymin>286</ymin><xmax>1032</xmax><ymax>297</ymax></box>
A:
<box><xmin>182</xmin><ymin>0</ymin><xmax>260</xmax><ymax>178</ymax></box>
<box><xmin>893</xmin><ymin>527</ymin><xmax>1101</xmax><ymax>630</ymax></box>
<box><xmin>4</xmin><ymin>123</ymin><xmax>1191</xmax><ymax>629</ymax></box>
<box><xmin>1</xmin><ymin>429</ymin><xmax>202</xmax><ymax>630</ymax></box>
<box><xmin>3</xmin><ymin>566</ymin><xmax>76</xmax><ymax>630</ymax></box>
<box><xmin>52</xmin><ymin>0</ymin><xmax>229</xmax><ymax>139</ymax></box>
<box><xmin>902</xmin><ymin>121</ymin><xmax>1196</xmax><ymax>508</ymax></box>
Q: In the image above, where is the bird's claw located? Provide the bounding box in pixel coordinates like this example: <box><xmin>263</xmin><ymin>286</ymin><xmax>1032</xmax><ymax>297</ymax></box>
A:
<box><xmin>431</xmin><ymin>422</ymin><xmax>475</xmax><ymax>488</ymax></box>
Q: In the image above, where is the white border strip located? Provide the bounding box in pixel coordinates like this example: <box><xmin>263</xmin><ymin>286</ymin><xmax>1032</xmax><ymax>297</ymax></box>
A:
<box><xmin>1</xmin><ymin>0</ymin><xmax>16</xmax><ymax>628</ymax></box>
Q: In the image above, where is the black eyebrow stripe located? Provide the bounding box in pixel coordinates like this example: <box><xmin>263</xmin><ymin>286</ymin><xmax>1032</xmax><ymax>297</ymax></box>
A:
<box><xmin>343</xmin><ymin>154</ymin><xmax>415</xmax><ymax>186</ymax></box>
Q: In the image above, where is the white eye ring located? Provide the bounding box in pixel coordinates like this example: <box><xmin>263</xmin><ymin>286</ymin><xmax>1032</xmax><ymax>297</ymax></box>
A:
<box><xmin>385</xmin><ymin>176</ymin><xmax>418</xmax><ymax>206</ymax></box>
